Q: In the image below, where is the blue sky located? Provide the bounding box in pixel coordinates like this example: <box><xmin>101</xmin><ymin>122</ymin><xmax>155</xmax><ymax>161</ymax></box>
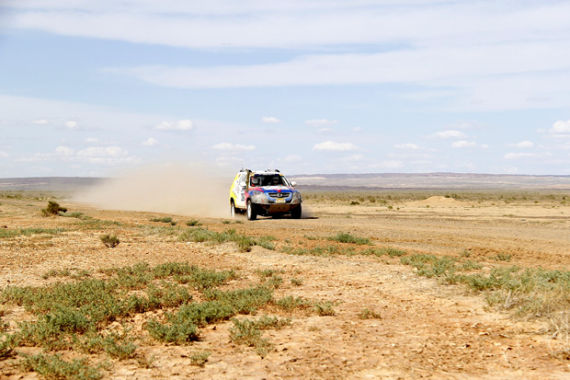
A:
<box><xmin>1</xmin><ymin>0</ymin><xmax>569</xmax><ymax>177</ymax></box>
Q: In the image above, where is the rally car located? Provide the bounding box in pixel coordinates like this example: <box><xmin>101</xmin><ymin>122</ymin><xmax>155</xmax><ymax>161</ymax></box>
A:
<box><xmin>229</xmin><ymin>169</ymin><xmax>302</xmax><ymax>220</ymax></box>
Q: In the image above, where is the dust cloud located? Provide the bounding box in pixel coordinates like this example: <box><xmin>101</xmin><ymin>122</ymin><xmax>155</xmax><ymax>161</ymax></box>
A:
<box><xmin>75</xmin><ymin>163</ymin><xmax>231</xmax><ymax>218</ymax></box>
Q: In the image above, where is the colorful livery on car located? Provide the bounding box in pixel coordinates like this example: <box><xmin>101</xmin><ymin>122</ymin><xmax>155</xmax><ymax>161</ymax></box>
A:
<box><xmin>229</xmin><ymin>169</ymin><xmax>302</xmax><ymax>220</ymax></box>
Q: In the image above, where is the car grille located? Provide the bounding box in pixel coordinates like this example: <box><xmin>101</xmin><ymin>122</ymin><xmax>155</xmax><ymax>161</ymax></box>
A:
<box><xmin>268</xmin><ymin>192</ymin><xmax>289</xmax><ymax>198</ymax></box>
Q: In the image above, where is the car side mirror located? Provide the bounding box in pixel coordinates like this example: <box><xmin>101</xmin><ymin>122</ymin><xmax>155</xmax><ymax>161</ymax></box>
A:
<box><xmin>291</xmin><ymin>181</ymin><xmax>297</xmax><ymax>187</ymax></box>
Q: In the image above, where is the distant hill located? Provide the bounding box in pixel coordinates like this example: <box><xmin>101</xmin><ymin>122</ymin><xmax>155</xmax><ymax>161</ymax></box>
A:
<box><xmin>0</xmin><ymin>177</ymin><xmax>104</xmax><ymax>192</ymax></box>
<box><xmin>290</xmin><ymin>173</ymin><xmax>570</xmax><ymax>190</ymax></box>
<box><xmin>1</xmin><ymin>173</ymin><xmax>569</xmax><ymax>192</ymax></box>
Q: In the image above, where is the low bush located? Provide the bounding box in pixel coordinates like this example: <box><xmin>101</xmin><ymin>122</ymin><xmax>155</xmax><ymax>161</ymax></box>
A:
<box><xmin>362</xmin><ymin>247</ymin><xmax>406</xmax><ymax>257</ymax></box>
<box><xmin>150</xmin><ymin>217</ymin><xmax>176</xmax><ymax>225</ymax></box>
<box><xmin>41</xmin><ymin>201</ymin><xmax>68</xmax><ymax>217</ymax></box>
<box><xmin>0</xmin><ymin>228</ymin><xmax>65</xmax><ymax>239</ymax></box>
<box><xmin>329</xmin><ymin>232</ymin><xmax>371</xmax><ymax>245</ymax></box>
<box><xmin>313</xmin><ymin>301</ymin><xmax>335</xmax><ymax>316</ymax></box>
<box><xmin>179</xmin><ymin>228</ymin><xmax>275</xmax><ymax>252</ymax></box>
<box><xmin>358</xmin><ymin>308</ymin><xmax>382</xmax><ymax>319</ymax></box>
<box><xmin>229</xmin><ymin>316</ymin><xmax>290</xmax><ymax>357</ymax></box>
<box><xmin>22</xmin><ymin>353</ymin><xmax>101</xmax><ymax>380</ymax></box>
<box><xmin>190</xmin><ymin>351</ymin><xmax>211</xmax><ymax>367</ymax></box>
<box><xmin>100</xmin><ymin>234</ymin><xmax>120</xmax><ymax>248</ymax></box>
<box><xmin>401</xmin><ymin>254</ymin><xmax>570</xmax><ymax>323</ymax></box>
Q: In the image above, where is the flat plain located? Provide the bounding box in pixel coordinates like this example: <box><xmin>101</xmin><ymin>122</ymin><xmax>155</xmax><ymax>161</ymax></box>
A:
<box><xmin>0</xmin><ymin>189</ymin><xmax>569</xmax><ymax>379</ymax></box>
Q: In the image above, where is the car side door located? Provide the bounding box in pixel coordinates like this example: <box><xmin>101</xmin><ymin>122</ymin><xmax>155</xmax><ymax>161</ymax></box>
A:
<box><xmin>233</xmin><ymin>173</ymin><xmax>247</xmax><ymax>208</ymax></box>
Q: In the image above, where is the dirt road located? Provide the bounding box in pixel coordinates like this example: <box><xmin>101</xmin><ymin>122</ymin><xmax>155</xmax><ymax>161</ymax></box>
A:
<box><xmin>0</xmin><ymin>195</ymin><xmax>568</xmax><ymax>379</ymax></box>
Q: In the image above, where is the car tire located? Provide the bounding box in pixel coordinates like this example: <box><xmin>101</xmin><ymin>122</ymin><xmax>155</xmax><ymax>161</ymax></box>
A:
<box><xmin>247</xmin><ymin>200</ymin><xmax>257</xmax><ymax>221</ymax></box>
<box><xmin>230</xmin><ymin>200</ymin><xmax>236</xmax><ymax>218</ymax></box>
<box><xmin>291</xmin><ymin>204</ymin><xmax>302</xmax><ymax>219</ymax></box>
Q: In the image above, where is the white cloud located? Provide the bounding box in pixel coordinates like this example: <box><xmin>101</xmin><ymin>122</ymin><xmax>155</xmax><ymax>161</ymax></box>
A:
<box><xmin>155</xmin><ymin>119</ymin><xmax>193</xmax><ymax>131</ymax></box>
<box><xmin>480</xmin><ymin>144</ymin><xmax>489</xmax><ymax>149</ymax></box>
<box><xmin>77</xmin><ymin>146</ymin><xmax>128</xmax><ymax>158</ymax></box>
<box><xmin>8</xmin><ymin>1</ymin><xmax>570</xmax><ymax>111</ymax></box>
<box><xmin>65</xmin><ymin>120</ymin><xmax>78</xmax><ymax>129</ymax></box>
<box><xmin>55</xmin><ymin>145</ymin><xmax>74</xmax><ymax>156</ymax></box>
<box><xmin>504</xmin><ymin>152</ymin><xmax>539</xmax><ymax>160</ymax></box>
<box><xmin>0</xmin><ymin>151</ymin><xmax>9</xmax><ymax>158</ymax></box>
<box><xmin>313</xmin><ymin>141</ymin><xmax>357</xmax><ymax>152</ymax></box>
<box><xmin>8</xmin><ymin>2</ymin><xmax>570</xmax><ymax>51</ymax></box>
<box><xmin>110</xmin><ymin>42</ymin><xmax>570</xmax><ymax>111</ymax></box>
<box><xmin>452</xmin><ymin>140</ymin><xmax>476</xmax><ymax>148</ymax></box>
<box><xmin>33</xmin><ymin>119</ymin><xmax>48</xmax><ymax>125</ymax></box>
<box><xmin>261</xmin><ymin>116</ymin><xmax>280</xmax><ymax>124</ymax></box>
<box><xmin>434</xmin><ymin>130</ymin><xmax>466</xmax><ymax>139</ymax></box>
<box><xmin>305</xmin><ymin>119</ymin><xmax>338</xmax><ymax>127</ymax></box>
<box><xmin>212</xmin><ymin>142</ymin><xmax>255</xmax><ymax>151</ymax></box>
<box><xmin>352</xmin><ymin>127</ymin><xmax>362</xmax><ymax>132</ymax></box>
<box><xmin>511</xmin><ymin>140</ymin><xmax>534</xmax><ymax>148</ymax></box>
<box><xmin>142</xmin><ymin>137</ymin><xmax>158</xmax><ymax>146</ymax></box>
<box><xmin>550</xmin><ymin>120</ymin><xmax>570</xmax><ymax>135</ymax></box>
<box><xmin>394</xmin><ymin>143</ymin><xmax>419</xmax><ymax>150</ymax></box>
<box><xmin>85</xmin><ymin>137</ymin><xmax>99</xmax><ymax>144</ymax></box>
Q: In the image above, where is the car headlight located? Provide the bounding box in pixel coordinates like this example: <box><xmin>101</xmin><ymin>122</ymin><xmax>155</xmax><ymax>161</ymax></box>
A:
<box><xmin>251</xmin><ymin>190</ymin><xmax>268</xmax><ymax>204</ymax></box>
<box><xmin>291</xmin><ymin>191</ymin><xmax>302</xmax><ymax>203</ymax></box>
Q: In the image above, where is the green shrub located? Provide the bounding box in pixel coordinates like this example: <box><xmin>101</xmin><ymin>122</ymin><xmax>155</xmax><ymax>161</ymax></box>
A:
<box><xmin>179</xmin><ymin>228</ymin><xmax>275</xmax><ymax>252</ymax></box>
<box><xmin>22</xmin><ymin>353</ymin><xmax>101</xmax><ymax>380</ymax></box>
<box><xmin>190</xmin><ymin>351</ymin><xmax>211</xmax><ymax>367</ymax></box>
<box><xmin>147</xmin><ymin>286</ymin><xmax>274</xmax><ymax>345</ymax></box>
<box><xmin>41</xmin><ymin>201</ymin><xmax>67</xmax><ymax>216</ymax></box>
<box><xmin>362</xmin><ymin>247</ymin><xmax>406</xmax><ymax>257</ymax></box>
<box><xmin>313</xmin><ymin>301</ymin><xmax>335</xmax><ymax>316</ymax></box>
<box><xmin>274</xmin><ymin>296</ymin><xmax>311</xmax><ymax>311</ymax></box>
<box><xmin>150</xmin><ymin>217</ymin><xmax>176</xmax><ymax>225</ymax></box>
<box><xmin>0</xmin><ymin>228</ymin><xmax>65</xmax><ymax>239</ymax></box>
<box><xmin>0</xmin><ymin>334</ymin><xmax>18</xmax><ymax>359</ymax></box>
<box><xmin>100</xmin><ymin>234</ymin><xmax>120</xmax><ymax>248</ymax></box>
<box><xmin>400</xmin><ymin>254</ymin><xmax>570</xmax><ymax>322</ymax></box>
<box><xmin>290</xmin><ymin>278</ymin><xmax>303</xmax><ymax>286</ymax></box>
<box><xmin>329</xmin><ymin>232</ymin><xmax>371</xmax><ymax>245</ymax></box>
<box><xmin>358</xmin><ymin>308</ymin><xmax>382</xmax><ymax>319</ymax></box>
<box><xmin>263</xmin><ymin>276</ymin><xmax>283</xmax><ymax>289</ymax></box>
<box><xmin>494</xmin><ymin>253</ymin><xmax>512</xmax><ymax>262</ymax></box>
<box><xmin>229</xmin><ymin>319</ymin><xmax>271</xmax><ymax>357</ymax></box>
<box><xmin>102</xmin><ymin>334</ymin><xmax>137</xmax><ymax>360</ymax></box>
<box><xmin>186</xmin><ymin>219</ymin><xmax>202</xmax><ymax>227</ymax></box>
<box><xmin>229</xmin><ymin>316</ymin><xmax>289</xmax><ymax>357</ymax></box>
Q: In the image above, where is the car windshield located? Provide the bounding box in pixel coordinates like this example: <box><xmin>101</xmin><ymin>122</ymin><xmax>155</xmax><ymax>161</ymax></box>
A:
<box><xmin>251</xmin><ymin>174</ymin><xmax>289</xmax><ymax>187</ymax></box>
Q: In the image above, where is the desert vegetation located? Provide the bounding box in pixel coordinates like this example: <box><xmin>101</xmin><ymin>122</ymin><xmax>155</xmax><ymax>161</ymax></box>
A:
<box><xmin>0</xmin><ymin>189</ymin><xmax>568</xmax><ymax>378</ymax></box>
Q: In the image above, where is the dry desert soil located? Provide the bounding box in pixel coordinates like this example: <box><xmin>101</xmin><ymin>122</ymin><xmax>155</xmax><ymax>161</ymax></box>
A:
<box><xmin>0</xmin><ymin>192</ymin><xmax>569</xmax><ymax>379</ymax></box>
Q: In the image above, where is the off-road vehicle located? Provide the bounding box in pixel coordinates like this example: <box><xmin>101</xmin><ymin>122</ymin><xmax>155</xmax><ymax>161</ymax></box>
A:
<box><xmin>229</xmin><ymin>169</ymin><xmax>302</xmax><ymax>220</ymax></box>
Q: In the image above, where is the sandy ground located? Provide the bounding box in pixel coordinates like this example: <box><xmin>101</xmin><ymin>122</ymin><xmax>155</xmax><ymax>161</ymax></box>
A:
<box><xmin>0</xmin><ymin>195</ymin><xmax>569</xmax><ymax>379</ymax></box>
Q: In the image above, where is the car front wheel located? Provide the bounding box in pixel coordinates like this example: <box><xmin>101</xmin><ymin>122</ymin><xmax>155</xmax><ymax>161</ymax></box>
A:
<box><xmin>247</xmin><ymin>200</ymin><xmax>257</xmax><ymax>221</ymax></box>
<box><xmin>230</xmin><ymin>200</ymin><xmax>236</xmax><ymax>218</ymax></box>
<box><xmin>291</xmin><ymin>204</ymin><xmax>302</xmax><ymax>219</ymax></box>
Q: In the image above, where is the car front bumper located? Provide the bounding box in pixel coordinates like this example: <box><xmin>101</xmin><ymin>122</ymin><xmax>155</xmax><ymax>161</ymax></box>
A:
<box><xmin>253</xmin><ymin>202</ymin><xmax>301</xmax><ymax>214</ymax></box>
